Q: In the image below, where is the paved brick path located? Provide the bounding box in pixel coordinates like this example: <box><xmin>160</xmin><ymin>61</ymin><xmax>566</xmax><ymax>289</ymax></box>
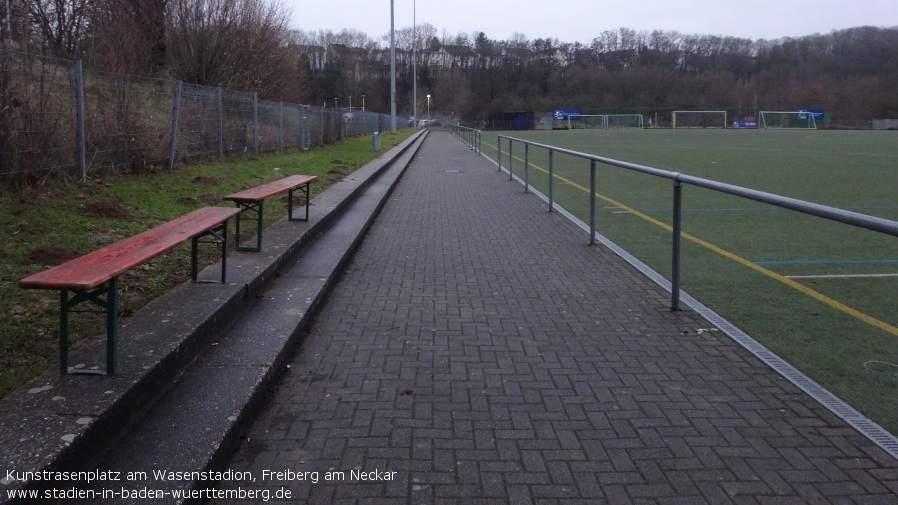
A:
<box><xmin>219</xmin><ymin>132</ymin><xmax>898</xmax><ymax>504</ymax></box>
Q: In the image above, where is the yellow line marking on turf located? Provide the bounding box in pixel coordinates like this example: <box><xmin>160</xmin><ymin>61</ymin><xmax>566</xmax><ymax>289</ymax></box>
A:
<box><xmin>487</xmin><ymin>143</ymin><xmax>898</xmax><ymax>338</ymax></box>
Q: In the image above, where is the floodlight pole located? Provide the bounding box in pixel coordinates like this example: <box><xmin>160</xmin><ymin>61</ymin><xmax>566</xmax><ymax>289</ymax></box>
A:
<box><xmin>413</xmin><ymin>0</ymin><xmax>417</xmax><ymax>128</ymax></box>
<box><xmin>390</xmin><ymin>0</ymin><xmax>397</xmax><ymax>133</ymax></box>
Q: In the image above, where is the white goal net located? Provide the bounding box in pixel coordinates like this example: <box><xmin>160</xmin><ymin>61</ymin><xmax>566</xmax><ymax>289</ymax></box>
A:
<box><xmin>567</xmin><ymin>115</ymin><xmax>607</xmax><ymax>130</ymax></box>
<box><xmin>759</xmin><ymin>111</ymin><xmax>818</xmax><ymax>129</ymax></box>
<box><xmin>671</xmin><ymin>111</ymin><xmax>727</xmax><ymax>129</ymax></box>
<box><xmin>605</xmin><ymin>114</ymin><xmax>644</xmax><ymax>129</ymax></box>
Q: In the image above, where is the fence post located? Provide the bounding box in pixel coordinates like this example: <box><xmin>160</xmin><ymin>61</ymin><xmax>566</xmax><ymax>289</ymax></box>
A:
<box><xmin>589</xmin><ymin>159</ymin><xmax>596</xmax><ymax>245</ymax></box>
<box><xmin>298</xmin><ymin>105</ymin><xmax>304</xmax><ymax>149</ymax></box>
<box><xmin>168</xmin><ymin>81</ymin><xmax>183</xmax><ymax>170</ymax></box>
<box><xmin>278</xmin><ymin>102</ymin><xmax>284</xmax><ymax>153</ymax></box>
<box><xmin>74</xmin><ymin>60</ymin><xmax>86</xmax><ymax>180</ymax></box>
<box><xmin>671</xmin><ymin>178</ymin><xmax>683</xmax><ymax>311</ymax></box>
<box><xmin>252</xmin><ymin>93</ymin><xmax>259</xmax><ymax>157</ymax></box>
<box><xmin>216</xmin><ymin>87</ymin><xmax>224</xmax><ymax>157</ymax></box>
<box><xmin>497</xmin><ymin>137</ymin><xmax>502</xmax><ymax>172</ymax></box>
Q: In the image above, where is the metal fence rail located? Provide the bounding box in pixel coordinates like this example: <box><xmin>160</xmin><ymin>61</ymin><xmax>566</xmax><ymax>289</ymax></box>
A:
<box><xmin>449</xmin><ymin>124</ymin><xmax>482</xmax><ymax>154</ymax></box>
<box><xmin>0</xmin><ymin>49</ymin><xmax>392</xmax><ymax>187</ymax></box>
<box><xmin>496</xmin><ymin>135</ymin><xmax>898</xmax><ymax>311</ymax></box>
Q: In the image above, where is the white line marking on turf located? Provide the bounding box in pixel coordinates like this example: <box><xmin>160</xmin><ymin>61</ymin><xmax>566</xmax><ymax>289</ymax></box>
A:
<box><xmin>785</xmin><ymin>273</ymin><xmax>898</xmax><ymax>279</ymax></box>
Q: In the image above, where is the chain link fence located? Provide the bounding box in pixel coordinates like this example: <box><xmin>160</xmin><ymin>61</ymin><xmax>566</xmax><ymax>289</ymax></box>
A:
<box><xmin>0</xmin><ymin>49</ymin><xmax>390</xmax><ymax>189</ymax></box>
<box><xmin>0</xmin><ymin>51</ymin><xmax>78</xmax><ymax>184</ymax></box>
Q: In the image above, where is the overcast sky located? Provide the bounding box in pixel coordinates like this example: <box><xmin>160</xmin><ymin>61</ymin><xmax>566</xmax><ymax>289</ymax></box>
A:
<box><xmin>285</xmin><ymin>0</ymin><xmax>898</xmax><ymax>44</ymax></box>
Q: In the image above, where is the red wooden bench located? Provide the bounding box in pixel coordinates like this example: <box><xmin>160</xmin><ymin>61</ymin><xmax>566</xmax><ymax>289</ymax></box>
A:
<box><xmin>19</xmin><ymin>206</ymin><xmax>240</xmax><ymax>376</ymax></box>
<box><xmin>223</xmin><ymin>174</ymin><xmax>317</xmax><ymax>252</ymax></box>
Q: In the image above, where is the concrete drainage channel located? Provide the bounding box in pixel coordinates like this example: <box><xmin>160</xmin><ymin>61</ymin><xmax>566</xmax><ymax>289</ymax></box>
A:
<box><xmin>0</xmin><ymin>130</ymin><xmax>428</xmax><ymax>503</ymax></box>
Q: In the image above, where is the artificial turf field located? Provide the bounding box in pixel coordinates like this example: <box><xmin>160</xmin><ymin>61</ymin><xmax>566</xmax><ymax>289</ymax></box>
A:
<box><xmin>482</xmin><ymin>128</ymin><xmax>898</xmax><ymax>435</ymax></box>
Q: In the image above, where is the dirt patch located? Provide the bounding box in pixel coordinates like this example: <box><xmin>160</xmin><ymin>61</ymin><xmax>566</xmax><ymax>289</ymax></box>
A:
<box><xmin>327</xmin><ymin>167</ymin><xmax>349</xmax><ymax>184</ymax></box>
<box><xmin>200</xmin><ymin>193</ymin><xmax>219</xmax><ymax>203</ymax></box>
<box><xmin>15</xmin><ymin>223</ymin><xmax>48</xmax><ymax>235</ymax></box>
<box><xmin>177</xmin><ymin>197</ymin><xmax>198</xmax><ymax>205</ymax></box>
<box><xmin>192</xmin><ymin>176</ymin><xmax>219</xmax><ymax>185</ymax></box>
<box><xmin>27</xmin><ymin>245</ymin><xmax>81</xmax><ymax>265</ymax></box>
<box><xmin>85</xmin><ymin>200</ymin><xmax>132</xmax><ymax>220</ymax></box>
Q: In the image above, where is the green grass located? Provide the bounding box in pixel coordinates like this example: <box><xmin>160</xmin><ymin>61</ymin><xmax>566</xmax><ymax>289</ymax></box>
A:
<box><xmin>484</xmin><ymin>128</ymin><xmax>898</xmax><ymax>435</ymax></box>
<box><xmin>0</xmin><ymin>130</ymin><xmax>414</xmax><ymax>398</ymax></box>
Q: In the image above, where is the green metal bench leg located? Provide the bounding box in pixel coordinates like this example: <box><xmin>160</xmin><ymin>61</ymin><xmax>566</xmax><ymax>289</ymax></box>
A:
<box><xmin>234</xmin><ymin>201</ymin><xmax>264</xmax><ymax>252</ymax></box>
<box><xmin>107</xmin><ymin>277</ymin><xmax>118</xmax><ymax>374</ymax></box>
<box><xmin>191</xmin><ymin>222</ymin><xmax>230</xmax><ymax>282</ymax></box>
<box><xmin>59</xmin><ymin>278</ymin><xmax>118</xmax><ymax>376</ymax></box>
<box><xmin>288</xmin><ymin>183</ymin><xmax>311</xmax><ymax>222</ymax></box>
<box><xmin>60</xmin><ymin>290</ymin><xmax>68</xmax><ymax>375</ymax></box>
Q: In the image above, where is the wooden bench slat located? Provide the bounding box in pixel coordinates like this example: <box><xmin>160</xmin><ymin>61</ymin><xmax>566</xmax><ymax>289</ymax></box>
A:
<box><xmin>223</xmin><ymin>175</ymin><xmax>317</xmax><ymax>203</ymax></box>
<box><xmin>20</xmin><ymin>207</ymin><xmax>240</xmax><ymax>292</ymax></box>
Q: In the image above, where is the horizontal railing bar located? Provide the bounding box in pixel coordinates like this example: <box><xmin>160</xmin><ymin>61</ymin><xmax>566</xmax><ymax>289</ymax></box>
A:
<box><xmin>499</xmin><ymin>135</ymin><xmax>898</xmax><ymax>238</ymax></box>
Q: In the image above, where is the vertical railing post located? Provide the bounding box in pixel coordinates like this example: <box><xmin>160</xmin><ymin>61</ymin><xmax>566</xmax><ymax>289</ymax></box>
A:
<box><xmin>216</xmin><ymin>87</ymin><xmax>224</xmax><ymax>157</ymax></box>
<box><xmin>168</xmin><ymin>81</ymin><xmax>183</xmax><ymax>169</ymax></box>
<box><xmin>74</xmin><ymin>60</ymin><xmax>87</xmax><ymax>180</ymax></box>
<box><xmin>252</xmin><ymin>93</ymin><xmax>259</xmax><ymax>157</ymax></box>
<box><xmin>524</xmin><ymin>143</ymin><xmax>529</xmax><ymax>193</ymax></box>
<box><xmin>548</xmin><ymin>149</ymin><xmax>554</xmax><ymax>212</ymax></box>
<box><xmin>589</xmin><ymin>159</ymin><xmax>596</xmax><ymax>245</ymax></box>
<box><xmin>508</xmin><ymin>141</ymin><xmax>513</xmax><ymax>181</ymax></box>
<box><xmin>497</xmin><ymin>137</ymin><xmax>502</xmax><ymax>172</ymax></box>
<box><xmin>671</xmin><ymin>178</ymin><xmax>683</xmax><ymax>311</ymax></box>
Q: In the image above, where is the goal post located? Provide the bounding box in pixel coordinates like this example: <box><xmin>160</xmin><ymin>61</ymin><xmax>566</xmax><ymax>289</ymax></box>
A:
<box><xmin>605</xmin><ymin>114</ymin><xmax>644</xmax><ymax>129</ymax></box>
<box><xmin>671</xmin><ymin>110</ymin><xmax>727</xmax><ymax>129</ymax></box>
<box><xmin>759</xmin><ymin>111</ymin><xmax>818</xmax><ymax>129</ymax></box>
<box><xmin>567</xmin><ymin>114</ymin><xmax>607</xmax><ymax>130</ymax></box>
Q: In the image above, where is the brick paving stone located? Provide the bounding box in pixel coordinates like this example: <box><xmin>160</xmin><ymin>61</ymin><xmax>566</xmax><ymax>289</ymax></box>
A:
<box><xmin>216</xmin><ymin>131</ymin><xmax>898</xmax><ymax>503</ymax></box>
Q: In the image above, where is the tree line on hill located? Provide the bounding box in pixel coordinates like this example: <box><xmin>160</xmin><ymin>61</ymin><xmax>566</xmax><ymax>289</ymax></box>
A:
<box><xmin>6</xmin><ymin>0</ymin><xmax>898</xmax><ymax>123</ymax></box>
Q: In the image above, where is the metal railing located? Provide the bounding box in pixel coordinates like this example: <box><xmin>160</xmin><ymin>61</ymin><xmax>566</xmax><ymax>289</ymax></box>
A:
<box><xmin>449</xmin><ymin>124</ymin><xmax>482</xmax><ymax>154</ymax></box>
<box><xmin>497</xmin><ymin>135</ymin><xmax>898</xmax><ymax>311</ymax></box>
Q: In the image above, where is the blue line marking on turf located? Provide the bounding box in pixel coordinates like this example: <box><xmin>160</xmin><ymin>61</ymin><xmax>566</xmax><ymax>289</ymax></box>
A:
<box><xmin>754</xmin><ymin>259</ymin><xmax>898</xmax><ymax>265</ymax></box>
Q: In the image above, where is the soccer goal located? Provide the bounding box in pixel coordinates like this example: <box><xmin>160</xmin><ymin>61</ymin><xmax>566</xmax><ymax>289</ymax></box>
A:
<box><xmin>759</xmin><ymin>111</ymin><xmax>818</xmax><ymax>129</ymax></box>
<box><xmin>671</xmin><ymin>111</ymin><xmax>727</xmax><ymax>129</ymax></box>
<box><xmin>567</xmin><ymin>114</ymin><xmax>608</xmax><ymax>130</ymax></box>
<box><xmin>605</xmin><ymin>114</ymin><xmax>644</xmax><ymax>129</ymax></box>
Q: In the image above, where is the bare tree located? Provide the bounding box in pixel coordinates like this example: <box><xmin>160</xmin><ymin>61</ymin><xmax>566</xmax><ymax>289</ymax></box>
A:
<box><xmin>166</xmin><ymin>0</ymin><xmax>307</xmax><ymax>102</ymax></box>
<box><xmin>24</xmin><ymin>0</ymin><xmax>89</xmax><ymax>56</ymax></box>
<box><xmin>83</xmin><ymin>0</ymin><xmax>167</xmax><ymax>74</ymax></box>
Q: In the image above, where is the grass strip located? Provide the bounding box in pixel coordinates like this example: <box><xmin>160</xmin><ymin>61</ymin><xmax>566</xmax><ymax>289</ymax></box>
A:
<box><xmin>0</xmin><ymin>130</ymin><xmax>414</xmax><ymax>398</ymax></box>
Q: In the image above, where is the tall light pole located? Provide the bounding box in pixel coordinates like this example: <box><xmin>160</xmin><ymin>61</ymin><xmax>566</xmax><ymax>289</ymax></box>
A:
<box><xmin>390</xmin><ymin>0</ymin><xmax>397</xmax><ymax>133</ymax></box>
<box><xmin>427</xmin><ymin>94</ymin><xmax>431</xmax><ymax>119</ymax></box>
<box><xmin>349</xmin><ymin>96</ymin><xmax>352</xmax><ymax>112</ymax></box>
<box><xmin>362</xmin><ymin>94</ymin><xmax>365</xmax><ymax>112</ymax></box>
<box><xmin>413</xmin><ymin>0</ymin><xmax>417</xmax><ymax>128</ymax></box>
